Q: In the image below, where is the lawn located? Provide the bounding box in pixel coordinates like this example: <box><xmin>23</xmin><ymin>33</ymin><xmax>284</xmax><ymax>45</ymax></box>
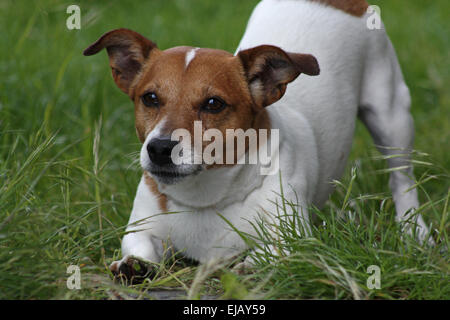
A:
<box><xmin>0</xmin><ymin>0</ymin><xmax>448</xmax><ymax>299</ymax></box>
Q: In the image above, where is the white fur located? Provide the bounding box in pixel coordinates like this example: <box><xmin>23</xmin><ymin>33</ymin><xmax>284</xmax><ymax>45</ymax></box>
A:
<box><xmin>185</xmin><ymin>47</ymin><xmax>200</xmax><ymax>69</ymax></box>
<box><xmin>116</xmin><ymin>0</ymin><xmax>432</xmax><ymax>268</ymax></box>
<box><xmin>140</xmin><ymin>118</ymin><xmax>167</xmax><ymax>171</ymax></box>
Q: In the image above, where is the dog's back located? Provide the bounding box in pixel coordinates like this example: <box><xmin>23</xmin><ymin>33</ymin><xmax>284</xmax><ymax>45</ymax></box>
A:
<box><xmin>237</xmin><ymin>0</ymin><xmax>375</xmax><ymax>205</ymax></box>
<box><xmin>237</xmin><ymin>0</ymin><xmax>432</xmax><ymax>242</ymax></box>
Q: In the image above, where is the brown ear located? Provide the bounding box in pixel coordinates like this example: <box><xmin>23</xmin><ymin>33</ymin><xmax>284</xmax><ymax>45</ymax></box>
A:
<box><xmin>238</xmin><ymin>45</ymin><xmax>319</xmax><ymax>108</ymax></box>
<box><xmin>83</xmin><ymin>28</ymin><xmax>158</xmax><ymax>95</ymax></box>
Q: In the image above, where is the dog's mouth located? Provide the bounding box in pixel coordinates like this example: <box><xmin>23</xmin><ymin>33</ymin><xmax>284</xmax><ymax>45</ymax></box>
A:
<box><xmin>148</xmin><ymin>165</ymin><xmax>202</xmax><ymax>185</ymax></box>
<box><xmin>150</xmin><ymin>170</ymin><xmax>188</xmax><ymax>185</ymax></box>
<box><xmin>150</xmin><ymin>170</ymin><xmax>190</xmax><ymax>179</ymax></box>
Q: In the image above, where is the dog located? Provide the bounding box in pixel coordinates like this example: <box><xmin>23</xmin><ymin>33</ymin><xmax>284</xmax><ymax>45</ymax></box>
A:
<box><xmin>84</xmin><ymin>0</ymin><xmax>432</xmax><ymax>276</ymax></box>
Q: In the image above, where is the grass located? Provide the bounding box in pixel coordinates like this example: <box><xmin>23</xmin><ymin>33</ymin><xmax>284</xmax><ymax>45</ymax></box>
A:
<box><xmin>0</xmin><ymin>0</ymin><xmax>448</xmax><ymax>299</ymax></box>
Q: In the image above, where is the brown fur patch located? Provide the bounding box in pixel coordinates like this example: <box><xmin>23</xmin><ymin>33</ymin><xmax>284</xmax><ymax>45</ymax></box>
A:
<box><xmin>144</xmin><ymin>172</ymin><xmax>168</xmax><ymax>212</ymax></box>
<box><xmin>309</xmin><ymin>0</ymin><xmax>369</xmax><ymax>17</ymax></box>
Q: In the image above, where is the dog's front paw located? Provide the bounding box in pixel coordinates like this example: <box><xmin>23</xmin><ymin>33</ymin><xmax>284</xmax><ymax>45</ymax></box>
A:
<box><xmin>110</xmin><ymin>255</ymin><xmax>157</xmax><ymax>284</ymax></box>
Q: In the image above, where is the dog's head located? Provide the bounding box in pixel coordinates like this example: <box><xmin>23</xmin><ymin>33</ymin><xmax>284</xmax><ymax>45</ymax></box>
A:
<box><xmin>84</xmin><ymin>28</ymin><xmax>319</xmax><ymax>185</ymax></box>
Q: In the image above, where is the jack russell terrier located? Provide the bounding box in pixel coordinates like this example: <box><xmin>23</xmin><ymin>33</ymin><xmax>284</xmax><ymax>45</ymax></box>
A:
<box><xmin>84</xmin><ymin>0</ymin><xmax>432</xmax><ymax>277</ymax></box>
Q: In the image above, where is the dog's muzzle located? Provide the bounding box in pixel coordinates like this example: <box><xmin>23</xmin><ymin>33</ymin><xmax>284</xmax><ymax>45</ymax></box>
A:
<box><xmin>143</xmin><ymin>137</ymin><xmax>201</xmax><ymax>185</ymax></box>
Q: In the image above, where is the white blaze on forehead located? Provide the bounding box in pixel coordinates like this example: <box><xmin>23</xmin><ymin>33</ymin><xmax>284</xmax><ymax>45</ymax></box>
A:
<box><xmin>185</xmin><ymin>47</ymin><xmax>200</xmax><ymax>69</ymax></box>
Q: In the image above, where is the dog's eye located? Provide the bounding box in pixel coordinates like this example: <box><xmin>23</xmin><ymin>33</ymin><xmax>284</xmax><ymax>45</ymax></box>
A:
<box><xmin>141</xmin><ymin>92</ymin><xmax>159</xmax><ymax>107</ymax></box>
<box><xmin>201</xmin><ymin>97</ymin><xmax>226</xmax><ymax>114</ymax></box>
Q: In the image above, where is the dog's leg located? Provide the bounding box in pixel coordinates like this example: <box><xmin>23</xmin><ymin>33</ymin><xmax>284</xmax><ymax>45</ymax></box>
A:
<box><xmin>109</xmin><ymin>234</ymin><xmax>164</xmax><ymax>282</ymax></box>
<box><xmin>110</xmin><ymin>177</ymin><xmax>166</xmax><ymax>280</ymax></box>
<box><xmin>233</xmin><ymin>195</ymin><xmax>312</xmax><ymax>274</ymax></box>
<box><xmin>110</xmin><ymin>225</ymin><xmax>165</xmax><ymax>282</ymax></box>
<box><xmin>358</xmin><ymin>32</ymin><xmax>433</xmax><ymax>244</ymax></box>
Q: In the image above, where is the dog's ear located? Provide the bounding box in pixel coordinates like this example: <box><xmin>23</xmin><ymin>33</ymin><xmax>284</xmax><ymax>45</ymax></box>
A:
<box><xmin>83</xmin><ymin>28</ymin><xmax>158</xmax><ymax>95</ymax></box>
<box><xmin>238</xmin><ymin>45</ymin><xmax>319</xmax><ymax>108</ymax></box>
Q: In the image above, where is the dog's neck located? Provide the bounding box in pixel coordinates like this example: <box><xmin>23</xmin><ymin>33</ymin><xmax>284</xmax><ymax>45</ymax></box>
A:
<box><xmin>160</xmin><ymin>164</ymin><xmax>264</xmax><ymax>210</ymax></box>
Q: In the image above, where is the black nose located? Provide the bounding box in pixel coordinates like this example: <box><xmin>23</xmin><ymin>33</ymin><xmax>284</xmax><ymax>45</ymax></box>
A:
<box><xmin>147</xmin><ymin>138</ymin><xmax>178</xmax><ymax>166</ymax></box>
